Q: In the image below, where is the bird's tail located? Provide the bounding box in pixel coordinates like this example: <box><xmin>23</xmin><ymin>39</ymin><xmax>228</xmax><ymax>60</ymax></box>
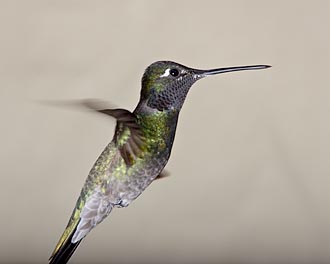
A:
<box><xmin>49</xmin><ymin>219</ymin><xmax>81</xmax><ymax>264</ymax></box>
<box><xmin>49</xmin><ymin>235</ymin><xmax>81</xmax><ymax>264</ymax></box>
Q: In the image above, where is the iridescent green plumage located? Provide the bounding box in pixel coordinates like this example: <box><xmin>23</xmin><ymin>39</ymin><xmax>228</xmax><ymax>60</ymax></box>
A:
<box><xmin>49</xmin><ymin>61</ymin><xmax>270</xmax><ymax>264</ymax></box>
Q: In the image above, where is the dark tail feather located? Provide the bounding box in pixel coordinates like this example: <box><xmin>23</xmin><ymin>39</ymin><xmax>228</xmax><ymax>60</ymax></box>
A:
<box><xmin>49</xmin><ymin>229</ymin><xmax>82</xmax><ymax>264</ymax></box>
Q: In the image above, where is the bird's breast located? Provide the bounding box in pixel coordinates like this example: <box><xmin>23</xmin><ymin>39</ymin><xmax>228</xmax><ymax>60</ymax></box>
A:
<box><xmin>104</xmin><ymin>145</ymin><xmax>171</xmax><ymax>206</ymax></box>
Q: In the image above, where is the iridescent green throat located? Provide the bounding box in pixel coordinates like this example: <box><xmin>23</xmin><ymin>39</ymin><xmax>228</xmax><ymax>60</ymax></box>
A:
<box><xmin>135</xmin><ymin>110</ymin><xmax>179</xmax><ymax>155</ymax></box>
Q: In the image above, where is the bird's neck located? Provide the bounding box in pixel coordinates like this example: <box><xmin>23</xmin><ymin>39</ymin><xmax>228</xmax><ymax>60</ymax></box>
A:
<box><xmin>134</xmin><ymin>100</ymin><xmax>179</xmax><ymax>153</ymax></box>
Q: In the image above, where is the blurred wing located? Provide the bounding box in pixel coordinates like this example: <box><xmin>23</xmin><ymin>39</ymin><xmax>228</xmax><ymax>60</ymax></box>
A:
<box><xmin>79</xmin><ymin>100</ymin><xmax>146</xmax><ymax>166</ymax></box>
<box><xmin>94</xmin><ymin>108</ymin><xmax>146</xmax><ymax>166</ymax></box>
<box><xmin>40</xmin><ymin>98</ymin><xmax>146</xmax><ymax>166</ymax></box>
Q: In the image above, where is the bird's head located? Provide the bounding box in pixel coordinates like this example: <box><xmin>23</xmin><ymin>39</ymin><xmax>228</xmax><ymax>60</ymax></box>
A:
<box><xmin>140</xmin><ymin>61</ymin><xmax>270</xmax><ymax>112</ymax></box>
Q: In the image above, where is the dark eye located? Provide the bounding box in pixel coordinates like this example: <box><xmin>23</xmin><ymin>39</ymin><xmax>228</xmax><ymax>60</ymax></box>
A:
<box><xmin>169</xmin><ymin>68</ymin><xmax>179</xmax><ymax>77</ymax></box>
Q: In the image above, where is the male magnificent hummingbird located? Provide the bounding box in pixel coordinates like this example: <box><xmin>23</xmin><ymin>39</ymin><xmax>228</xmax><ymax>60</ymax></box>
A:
<box><xmin>49</xmin><ymin>61</ymin><xmax>271</xmax><ymax>263</ymax></box>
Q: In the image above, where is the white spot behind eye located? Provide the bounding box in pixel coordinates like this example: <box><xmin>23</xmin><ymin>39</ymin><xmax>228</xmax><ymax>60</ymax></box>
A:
<box><xmin>160</xmin><ymin>68</ymin><xmax>171</xmax><ymax>77</ymax></box>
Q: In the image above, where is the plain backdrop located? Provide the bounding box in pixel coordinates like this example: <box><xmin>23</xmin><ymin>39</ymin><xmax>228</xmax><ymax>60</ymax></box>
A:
<box><xmin>1</xmin><ymin>1</ymin><xmax>330</xmax><ymax>263</ymax></box>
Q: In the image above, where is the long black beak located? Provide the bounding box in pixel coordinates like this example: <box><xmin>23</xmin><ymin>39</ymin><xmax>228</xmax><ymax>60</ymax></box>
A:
<box><xmin>194</xmin><ymin>64</ymin><xmax>271</xmax><ymax>76</ymax></box>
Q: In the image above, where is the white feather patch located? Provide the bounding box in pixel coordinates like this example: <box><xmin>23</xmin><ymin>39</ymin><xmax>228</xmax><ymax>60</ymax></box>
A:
<box><xmin>160</xmin><ymin>68</ymin><xmax>171</xmax><ymax>77</ymax></box>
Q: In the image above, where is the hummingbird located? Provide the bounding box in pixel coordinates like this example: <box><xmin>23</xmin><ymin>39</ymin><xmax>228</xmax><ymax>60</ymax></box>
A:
<box><xmin>49</xmin><ymin>61</ymin><xmax>270</xmax><ymax>263</ymax></box>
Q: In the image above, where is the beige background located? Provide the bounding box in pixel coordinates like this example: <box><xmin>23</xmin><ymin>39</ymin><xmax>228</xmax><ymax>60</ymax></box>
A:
<box><xmin>1</xmin><ymin>1</ymin><xmax>330</xmax><ymax>263</ymax></box>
